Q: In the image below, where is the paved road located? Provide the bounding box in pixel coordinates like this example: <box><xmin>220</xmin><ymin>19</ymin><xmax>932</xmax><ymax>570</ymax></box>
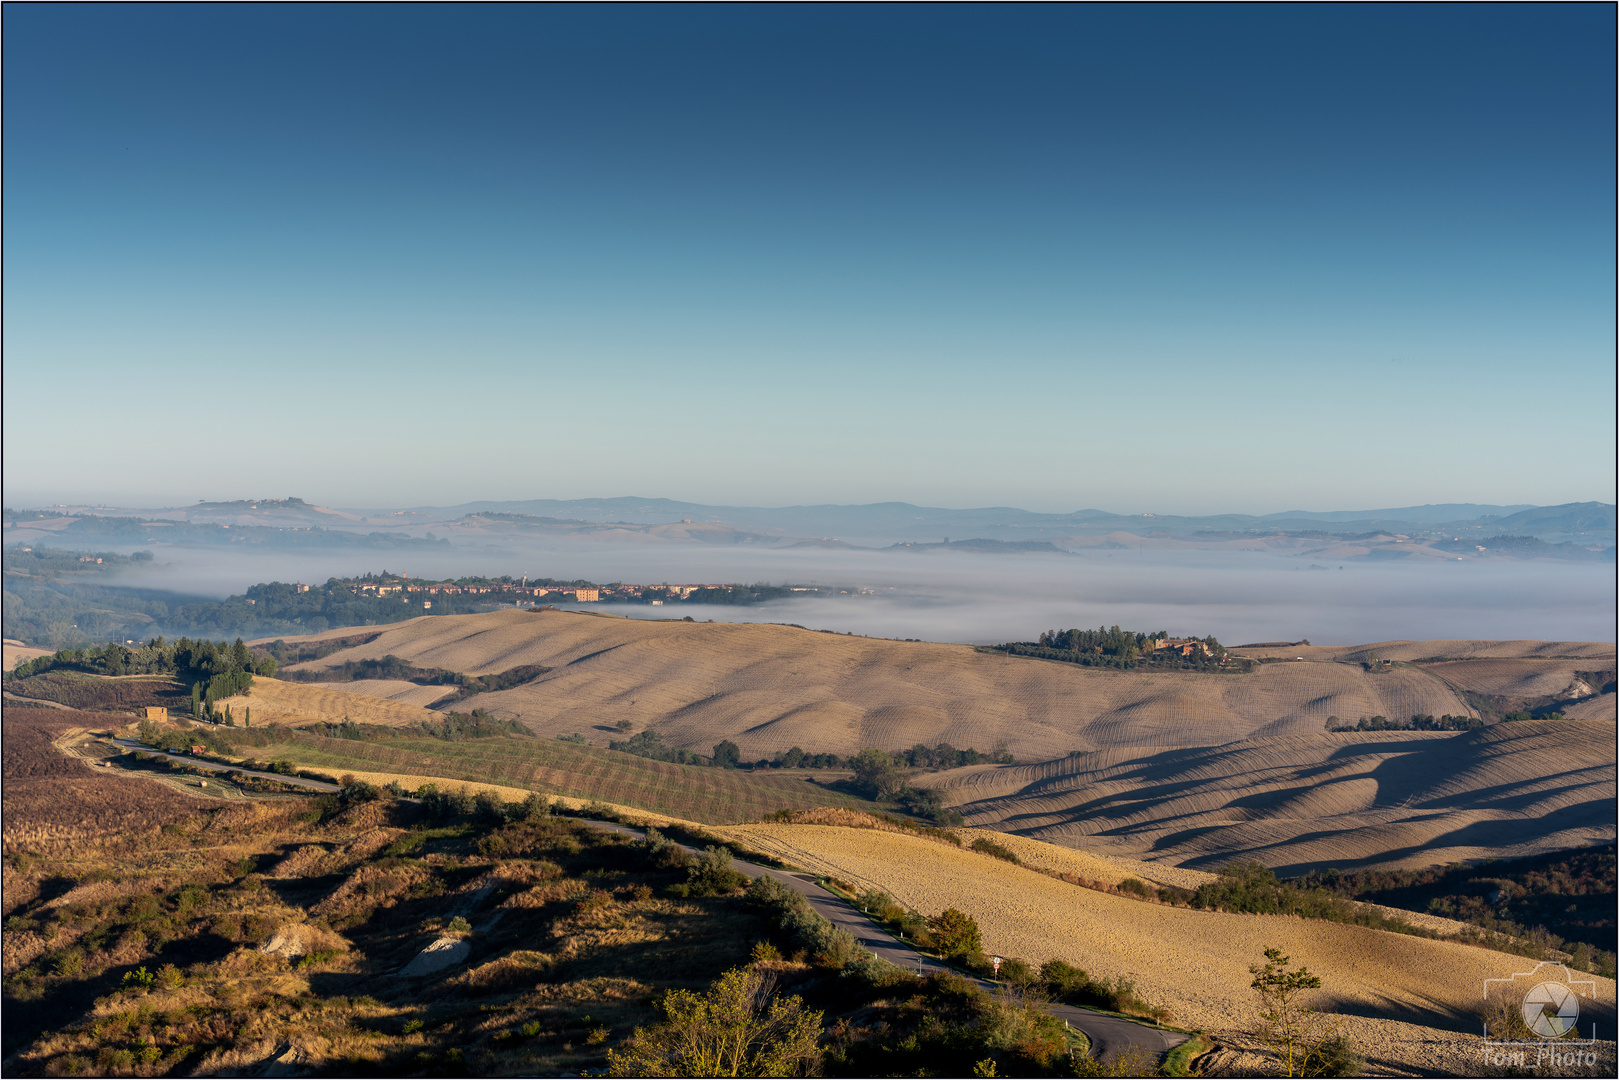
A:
<box><xmin>109</xmin><ymin>739</ymin><xmax>341</xmax><ymax>793</ymax></box>
<box><xmin>584</xmin><ymin>819</ymin><xmax>1184</xmax><ymax>1066</ymax></box>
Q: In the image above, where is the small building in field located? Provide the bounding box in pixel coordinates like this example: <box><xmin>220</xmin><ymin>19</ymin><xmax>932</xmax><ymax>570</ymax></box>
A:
<box><xmin>190</xmin><ymin>745</ymin><xmax>207</xmax><ymax>755</ymax></box>
<box><xmin>145</xmin><ymin>706</ymin><xmax>169</xmax><ymax>721</ymax></box>
<box><xmin>1151</xmin><ymin>638</ymin><xmax>1211</xmax><ymax>658</ymax></box>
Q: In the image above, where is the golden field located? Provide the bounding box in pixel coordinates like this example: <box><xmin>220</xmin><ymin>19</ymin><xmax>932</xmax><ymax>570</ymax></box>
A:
<box><xmin>716</xmin><ymin>821</ymin><xmax>1616</xmax><ymax>1075</ymax></box>
<box><xmin>213</xmin><ymin>676</ymin><xmax>445</xmax><ymax>728</ymax></box>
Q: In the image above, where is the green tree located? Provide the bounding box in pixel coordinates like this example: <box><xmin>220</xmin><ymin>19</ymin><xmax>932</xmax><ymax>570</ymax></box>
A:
<box><xmin>849</xmin><ymin>747</ymin><xmax>904</xmax><ymax>799</ymax></box>
<box><xmin>606</xmin><ymin>966</ymin><xmax>823</xmax><ymax>1077</ymax></box>
<box><xmin>927</xmin><ymin>908</ymin><xmax>982</xmax><ymax>959</ymax></box>
<box><xmin>712</xmin><ymin>740</ymin><xmax>742</xmax><ymax>769</ymax></box>
<box><xmin>1249</xmin><ymin>947</ymin><xmax>1352</xmax><ymax>1077</ymax></box>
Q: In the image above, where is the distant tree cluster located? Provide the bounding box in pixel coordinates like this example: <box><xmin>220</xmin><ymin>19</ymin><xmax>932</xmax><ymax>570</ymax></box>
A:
<box><xmin>608</xmin><ymin>729</ymin><xmax>709</xmax><ymax>766</ymax></box>
<box><xmin>995</xmin><ymin>624</ymin><xmax>1234</xmax><ymax>670</ymax></box>
<box><xmin>1037</xmin><ymin>625</ymin><xmax>1169</xmax><ymax>659</ymax></box>
<box><xmin>843</xmin><ymin>745</ymin><xmax>1011</xmax><ymax>825</ymax></box>
<box><xmin>1327</xmin><ymin>713</ymin><xmax>1483</xmax><ymax>732</ymax></box>
<box><xmin>759</xmin><ymin>746</ymin><xmax>845</xmax><ymax>769</ymax></box>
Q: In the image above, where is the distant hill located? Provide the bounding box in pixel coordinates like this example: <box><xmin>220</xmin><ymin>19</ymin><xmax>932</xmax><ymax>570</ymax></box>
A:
<box><xmin>8</xmin><ymin>497</ymin><xmax>1613</xmax><ymax>547</ymax></box>
<box><xmin>390</xmin><ymin>497</ymin><xmax>1615</xmax><ymax>545</ymax></box>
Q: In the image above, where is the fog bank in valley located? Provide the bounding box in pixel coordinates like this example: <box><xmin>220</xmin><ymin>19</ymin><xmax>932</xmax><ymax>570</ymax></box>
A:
<box><xmin>104</xmin><ymin>537</ymin><xmax>1617</xmax><ymax>646</ymax></box>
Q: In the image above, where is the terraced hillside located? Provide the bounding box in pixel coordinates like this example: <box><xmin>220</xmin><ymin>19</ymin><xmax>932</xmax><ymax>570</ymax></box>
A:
<box><xmin>921</xmin><ymin>719</ymin><xmax>1617</xmax><ymax>872</ymax></box>
<box><xmin>248</xmin><ymin>611</ymin><xmax>1613</xmax><ymax>759</ymax></box>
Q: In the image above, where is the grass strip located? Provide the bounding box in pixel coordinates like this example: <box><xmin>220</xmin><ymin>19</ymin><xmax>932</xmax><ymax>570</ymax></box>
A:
<box><xmin>1161</xmin><ymin>1033</ymin><xmax>1210</xmax><ymax>1077</ymax></box>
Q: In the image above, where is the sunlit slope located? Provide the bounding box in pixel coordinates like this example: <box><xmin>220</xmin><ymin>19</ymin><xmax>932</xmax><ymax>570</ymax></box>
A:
<box><xmin>923</xmin><ymin>719</ymin><xmax>1617</xmax><ymax>872</ymax></box>
<box><xmin>216</xmin><ymin>677</ymin><xmax>445</xmax><ymax>727</ymax></box>
<box><xmin>716</xmin><ymin>822</ymin><xmax>1616</xmax><ymax>1072</ymax></box>
<box><xmin>263</xmin><ymin>611</ymin><xmax>1511</xmax><ymax>758</ymax></box>
<box><xmin>1232</xmin><ymin>639</ymin><xmax>1615</xmax><ymax>662</ymax></box>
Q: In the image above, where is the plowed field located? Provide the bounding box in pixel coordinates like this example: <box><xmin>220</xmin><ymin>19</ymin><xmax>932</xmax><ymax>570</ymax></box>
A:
<box><xmin>923</xmin><ymin>719</ymin><xmax>1617</xmax><ymax>872</ymax></box>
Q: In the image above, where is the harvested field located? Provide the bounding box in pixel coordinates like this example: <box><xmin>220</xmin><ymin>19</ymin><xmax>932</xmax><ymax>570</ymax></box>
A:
<box><xmin>1566</xmin><ymin>695</ymin><xmax>1619</xmax><ymax>721</ymax></box>
<box><xmin>1</xmin><ymin>707</ymin><xmax>190</xmax><ymax>852</ymax></box>
<box><xmin>922</xmin><ymin>719</ymin><xmax>1617</xmax><ymax>873</ymax></box>
<box><xmin>241</xmin><ymin>612</ymin><xmax>1604</xmax><ymax>759</ymax></box>
<box><xmin>1232</xmin><ymin>639</ymin><xmax>1616</xmax><ymax>663</ymax></box>
<box><xmin>717</xmin><ymin>822</ymin><xmax>1617</xmax><ymax>1075</ymax></box>
<box><xmin>212</xmin><ymin>676</ymin><xmax>446</xmax><ymax>728</ymax></box>
<box><xmin>3</xmin><ymin>641</ymin><xmax>52</xmax><ymax>672</ymax></box>
<box><xmin>254</xmin><ymin>731</ymin><xmax>883</xmax><ymax>824</ymax></box>
<box><xmin>312</xmin><ymin>678</ymin><xmax>458</xmax><ymax>709</ymax></box>
<box><xmin>1417</xmin><ymin>658</ymin><xmax>1608</xmax><ymax>698</ymax></box>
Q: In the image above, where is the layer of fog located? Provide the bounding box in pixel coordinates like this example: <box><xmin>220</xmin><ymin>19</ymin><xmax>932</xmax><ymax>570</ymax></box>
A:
<box><xmin>98</xmin><ymin>536</ymin><xmax>1618</xmax><ymax>646</ymax></box>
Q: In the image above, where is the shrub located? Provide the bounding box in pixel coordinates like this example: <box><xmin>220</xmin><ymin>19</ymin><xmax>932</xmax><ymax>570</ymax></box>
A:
<box><xmin>927</xmin><ymin>909</ymin><xmax>982</xmax><ymax>959</ymax></box>
<box><xmin>1118</xmin><ymin>877</ymin><xmax>1152</xmax><ymax>897</ymax></box>
<box><xmin>970</xmin><ymin>838</ymin><xmax>1020</xmax><ymax>865</ymax></box>
<box><xmin>447</xmin><ymin>916</ymin><xmax>471</xmax><ymax>933</ymax></box>
<box><xmin>670</xmin><ymin>846</ymin><xmax>748</xmax><ymax>897</ymax></box>
<box><xmin>606</xmin><ymin>967</ymin><xmax>823</xmax><ymax>1077</ymax></box>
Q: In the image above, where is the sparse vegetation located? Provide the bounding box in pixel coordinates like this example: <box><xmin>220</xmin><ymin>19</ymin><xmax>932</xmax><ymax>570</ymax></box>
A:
<box><xmin>1248</xmin><ymin>948</ymin><xmax>1361</xmax><ymax>1077</ymax></box>
<box><xmin>606</xmin><ymin>966</ymin><xmax>823</xmax><ymax>1076</ymax></box>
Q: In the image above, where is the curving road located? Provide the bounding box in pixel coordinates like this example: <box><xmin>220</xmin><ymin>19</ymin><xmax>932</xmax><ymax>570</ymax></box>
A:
<box><xmin>108</xmin><ymin>739</ymin><xmax>341</xmax><ymax>793</ymax></box>
<box><xmin>584</xmin><ymin>819</ymin><xmax>1185</xmax><ymax>1066</ymax></box>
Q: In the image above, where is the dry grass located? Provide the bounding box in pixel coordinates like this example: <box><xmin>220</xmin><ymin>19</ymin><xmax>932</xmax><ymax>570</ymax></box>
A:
<box><xmin>212</xmin><ymin>676</ymin><xmax>446</xmax><ymax>728</ymax></box>
<box><xmin>2</xmin><ymin>708</ymin><xmax>193</xmax><ymax>853</ymax></box>
<box><xmin>716</xmin><ymin>821</ymin><xmax>1617</xmax><ymax>1076</ymax></box>
<box><xmin>236</xmin><ymin>611</ymin><xmax>1608</xmax><ymax>760</ymax></box>
<box><xmin>919</xmin><ymin>719</ymin><xmax>1617</xmax><ymax>873</ymax></box>
<box><xmin>1</xmin><ymin>785</ymin><xmax>775</xmax><ymax>1077</ymax></box>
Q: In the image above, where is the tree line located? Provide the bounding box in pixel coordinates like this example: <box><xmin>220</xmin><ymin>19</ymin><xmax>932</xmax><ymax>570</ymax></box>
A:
<box><xmin>1327</xmin><ymin>713</ymin><xmax>1483</xmax><ymax>732</ymax></box>
<box><xmin>8</xmin><ymin>635</ymin><xmax>275</xmax><ymax>722</ymax></box>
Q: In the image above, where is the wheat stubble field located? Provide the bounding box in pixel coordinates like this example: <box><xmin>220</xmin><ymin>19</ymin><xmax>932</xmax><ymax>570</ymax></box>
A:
<box><xmin>255</xmin><ymin>610</ymin><xmax>1613</xmax><ymax>757</ymax></box>
<box><xmin>718</xmin><ymin>822</ymin><xmax>1617</xmax><ymax>1076</ymax></box>
<box><xmin>212</xmin><ymin>677</ymin><xmax>447</xmax><ymax>727</ymax></box>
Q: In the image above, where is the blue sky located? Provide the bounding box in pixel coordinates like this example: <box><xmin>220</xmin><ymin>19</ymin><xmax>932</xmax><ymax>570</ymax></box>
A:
<box><xmin>4</xmin><ymin>4</ymin><xmax>1613</xmax><ymax>513</ymax></box>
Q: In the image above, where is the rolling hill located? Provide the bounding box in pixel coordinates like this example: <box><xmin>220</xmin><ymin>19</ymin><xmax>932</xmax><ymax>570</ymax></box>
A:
<box><xmin>918</xmin><ymin>719</ymin><xmax>1617</xmax><ymax>873</ymax></box>
<box><xmin>260</xmin><ymin>610</ymin><xmax>1609</xmax><ymax>760</ymax></box>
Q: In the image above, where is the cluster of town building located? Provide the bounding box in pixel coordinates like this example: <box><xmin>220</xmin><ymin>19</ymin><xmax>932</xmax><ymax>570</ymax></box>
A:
<box><xmin>345</xmin><ymin>575</ymin><xmax>730</xmax><ymax>605</ymax></box>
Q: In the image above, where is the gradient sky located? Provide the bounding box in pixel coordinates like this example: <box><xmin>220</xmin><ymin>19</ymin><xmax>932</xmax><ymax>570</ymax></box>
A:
<box><xmin>4</xmin><ymin>4</ymin><xmax>1614</xmax><ymax>514</ymax></box>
